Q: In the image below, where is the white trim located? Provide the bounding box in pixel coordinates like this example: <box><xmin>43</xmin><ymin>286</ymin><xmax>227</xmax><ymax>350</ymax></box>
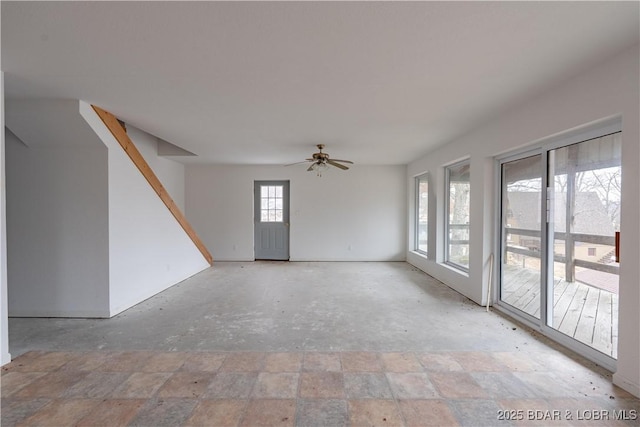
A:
<box><xmin>438</xmin><ymin>261</ymin><xmax>470</xmax><ymax>278</ymax></box>
<box><xmin>541</xmin><ymin>324</ymin><xmax>616</xmax><ymax>371</ymax></box>
<box><xmin>494</xmin><ymin>302</ymin><xmax>617</xmax><ymax>371</ymax></box>
<box><xmin>492</xmin><ymin>115</ymin><xmax>623</xmax><ymax>160</ymax></box>
<box><xmin>493</xmin><ymin>303</ymin><xmax>540</xmax><ymax>331</ymax></box>
<box><xmin>0</xmin><ymin>71</ymin><xmax>10</xmax><ymax>366</ymax></box>
<box><xmin>8</xmin><ymin>309</ymin><xmax>111</xmax><ymax>318</ymax></box>
<box><xmin>410</xmin><ymin>250</ymin><xmax>428</xmax><ymax>261</ymax></box>
<box><xmin>612</xmin><ymin>372</ymin><xmax>640</xmax><ymax>398</ymax></box>
<box><xmin>538</xmin><ymin>116</ymin><xmax>622</xmax><ymax>153</ymax></box>
<box><xmin>495</xmin><ymin>147</ymin><xmax>543</xmax><ymax>164</ymax></box>
<box><xmin>411</xmin><ymin>169</ymin><xmax>430</xmax><ymax>179</ymax></box>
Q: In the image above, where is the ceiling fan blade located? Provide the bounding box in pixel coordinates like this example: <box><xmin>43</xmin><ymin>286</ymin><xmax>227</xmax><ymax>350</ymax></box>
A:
<box><xmin>284</xmin><ymin>160</ymin><xmax>313</xmax><ymax>166</ymax></box>
<box><xmin>327</xmin><ymin>160</ymin><xmax>349</xmax><ymax>170</ymax></box>
<box><xmin>287</xmin><ymin>145</ymin><xmax>351</xmax><ymax>173</ymax></box>
<box><xmin>329</xmin><ymin>159</ymin><xmax>354</xmax><ymax>164</ymax></box>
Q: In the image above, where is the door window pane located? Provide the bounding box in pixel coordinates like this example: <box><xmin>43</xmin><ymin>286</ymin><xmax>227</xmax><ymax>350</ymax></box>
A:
<box><xmin>260</xmin><ymin>185</ymin><xmax>284</xmax><ymax>223</ymax></box>
<box><xmin>446</xmin><ymin>162</ymin><xmax>470</xmax><ymax>270</ymax></box>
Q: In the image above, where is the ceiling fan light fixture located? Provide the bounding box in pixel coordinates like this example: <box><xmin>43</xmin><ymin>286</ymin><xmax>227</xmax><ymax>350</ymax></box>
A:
<box><xmin>311</xmin><ymin>161</ymin><xmax>329</xmax><ymax>177</ymax></box>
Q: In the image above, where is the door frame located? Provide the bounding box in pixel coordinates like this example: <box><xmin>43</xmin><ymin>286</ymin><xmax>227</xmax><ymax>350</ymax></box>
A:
<box><xmin>253</xmin><ymin>180</ymin><xmax>290</xmax><ymax>261</ymax></box>
<box><xmin>492</xmin><ymin>117</ymin><xmax>622</xmax><ymax>372</ymax></box>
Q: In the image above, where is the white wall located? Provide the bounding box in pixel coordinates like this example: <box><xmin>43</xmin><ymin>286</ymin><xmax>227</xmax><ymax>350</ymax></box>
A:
<box><xmin>80</xmin><ymin>102</ymin><xmax>210</xmax><ymax>316</ymax></box>
<box><xmin>1</xmin><ymin>72</ymin><xmax>11</xmax><ymax>364</ymax></box>
<box><xmin>5</xmin><ymin>100</ymin><xmax>110</xmax><ymax>317</ymax></box>
<box><xmin>406</xmin><ymin>45</ymin><xmax>639</xmax><ymax>396</ymax></box>
<box><xmin>126</xmin><ymin>126</ymin><xmax>186</xmax><ymax>212</ymax></box>
<box><xmin>186</xmin><ymin>164</ymin><xmax>406</xmax><ymax>262</ymax></box>
<box><xmin>3</xmin><ymin>99</ymin><xmax>209</xmax><ymax>319</ymax></box>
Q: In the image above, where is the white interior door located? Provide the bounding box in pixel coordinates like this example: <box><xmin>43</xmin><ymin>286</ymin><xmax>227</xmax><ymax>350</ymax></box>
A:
<box><xmin>254</xmin><ymin>181</ymin><xmax>290</xmax><ymax>260</ymax></box>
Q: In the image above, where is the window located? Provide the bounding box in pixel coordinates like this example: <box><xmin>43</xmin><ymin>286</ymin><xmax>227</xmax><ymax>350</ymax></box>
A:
<box><xmin>445</xmin><ymin>161</ymin><xmax>470</xmax><ymax>270</ymax></box>
<box><xmin>415</xmin><ymin>173</ymin><xmax>429</xmax><ymax>255</ymax></box>
<box><xmin>260</xmin><ymin>185</ymin><xmax>284</xmax><ymax>222</ymax></box>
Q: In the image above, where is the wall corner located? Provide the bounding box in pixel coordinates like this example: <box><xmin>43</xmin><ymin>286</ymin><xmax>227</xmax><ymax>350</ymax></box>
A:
<box><xmin>1</xmin><ymin>71</ymin><xmax>12</xmax><ymax>365</ymax></box>
<box><xmin>612</xmin><ymin>372</ymin><xmax>640</xmax><ymax>398</ymax></box>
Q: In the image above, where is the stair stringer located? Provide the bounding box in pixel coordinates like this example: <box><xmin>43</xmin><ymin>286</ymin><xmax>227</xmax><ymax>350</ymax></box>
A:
<box><xmin>80</xmin><ymin>101</ymin><xmax>210</xmax><ymax>316</ymax></box>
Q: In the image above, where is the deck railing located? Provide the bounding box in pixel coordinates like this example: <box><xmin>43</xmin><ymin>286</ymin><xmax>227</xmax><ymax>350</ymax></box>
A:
<box><xmin>447</xmin><ymin>225</ymin><xmax>619</xmax><ymax>278</ymax></box>
<box><xmin>505</xmin><ymin>227</ymin><xmax>619</xmax><ymax>276</ymax></box>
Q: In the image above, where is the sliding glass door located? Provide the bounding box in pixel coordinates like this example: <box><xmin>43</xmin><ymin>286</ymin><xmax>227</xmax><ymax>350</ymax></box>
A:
<box><xmin>500</xmin><ymin>154</ymin><xmax>544</xmax><ymax>320</ymax></box>
<box><xmin>499</xmin><ymin>130</ymin><xmax>621</xmax><ymax>364</ymax></box>
<box><xmin>547</xmin><ymin>133</ymin><xmax>621</xmax><ymax>358</ymax></box>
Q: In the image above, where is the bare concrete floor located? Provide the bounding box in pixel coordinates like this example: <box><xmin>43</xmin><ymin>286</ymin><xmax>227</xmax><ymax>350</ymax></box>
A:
<box><xmin>11</xmin><ymin>262</ymin><xmax>552</xmax><ymax>356</ymax></box>
<box><xmin>4</xmin><ymin>262</ymin><xmax>638</xmax><ymax>426</ymax></box>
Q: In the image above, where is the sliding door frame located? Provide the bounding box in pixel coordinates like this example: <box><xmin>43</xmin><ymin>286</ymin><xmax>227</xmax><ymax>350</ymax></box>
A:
<box><xmin>495</xmin><ymin>148</ymin><xmax>545</xmax><ymax>329</ymax></box>
<box><xmin>492</xmin><ymin>117</ymin><xmax>622</xmax><ymax>372</ymax></box>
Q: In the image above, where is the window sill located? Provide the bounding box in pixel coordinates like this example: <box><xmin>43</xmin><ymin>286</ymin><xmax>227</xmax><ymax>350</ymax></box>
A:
<box><xmin>439</xmin><ymin>261</ymin><xmax>470</xmax><ymax>278</ymax></box>
<box><xmin>410</xmin><ymin>250</ymin><xmax>428</xmax><ymax>260</ymax></box>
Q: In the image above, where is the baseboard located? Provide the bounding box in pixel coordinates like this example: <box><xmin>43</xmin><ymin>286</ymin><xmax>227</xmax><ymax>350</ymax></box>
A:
<box><xmin>613</xmin><ymin>372</ymin><xmax>640</xmax><ymax>398</ymax></box>
<box><xmin>1</xmin><ymin>351</ymin><xmax>11</xmax><ymax>366</ymax></box>
<box><xmin>9</xmin><ymin>309</ymin><xmax>110</xmax><ymax>318</ymax></box>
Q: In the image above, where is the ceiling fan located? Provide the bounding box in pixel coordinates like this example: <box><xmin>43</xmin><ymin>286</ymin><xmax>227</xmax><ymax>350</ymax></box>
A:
<box><xmin>286</xmin><ymin>144</ymin><xmax>354</xmax><ymax>176</ymax></box>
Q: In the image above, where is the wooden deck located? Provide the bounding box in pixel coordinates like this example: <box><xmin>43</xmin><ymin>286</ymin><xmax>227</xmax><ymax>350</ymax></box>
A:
<box><xmin>501</xmin><ymin>265</ymin><xmax>618</xmax><ymax>359</ymax></box>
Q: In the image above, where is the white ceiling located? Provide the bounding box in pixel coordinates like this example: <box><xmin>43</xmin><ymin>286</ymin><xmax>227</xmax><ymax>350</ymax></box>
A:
<box><xmin>2</xmin><ymin>1</ymin><xmax>638</xmax><ymax>165</ymax></box>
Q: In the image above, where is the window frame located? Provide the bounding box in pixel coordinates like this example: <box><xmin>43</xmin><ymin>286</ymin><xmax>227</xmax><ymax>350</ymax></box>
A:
<box><xmin>444</xmin><ymin>160</ymin><xmax>471</xmax><ymax>272</ymax></box>
<box><xmin>259</xmin><ymin>184</ymin><xmax>285</xmax><ymax>223</ymax></box>
<box><xmin>414</xmin><ymin>172</ymin><xmax>429</xmax><ymax>256</ymax></box>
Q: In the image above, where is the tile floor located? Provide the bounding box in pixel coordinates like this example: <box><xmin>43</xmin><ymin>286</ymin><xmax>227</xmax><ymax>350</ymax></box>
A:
<box><xmin>2</xmin><ymin>349</ymin><xmax>639</xmax><ymax>426</ymax></box>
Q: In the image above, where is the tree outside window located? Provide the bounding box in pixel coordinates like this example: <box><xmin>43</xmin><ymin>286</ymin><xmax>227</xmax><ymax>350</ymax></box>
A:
<box><xmin>415</xmin><ymin>173</ymin><xmax>428</xmax><ymax>255</ymax></box>
<box><xmin>446</xmin><ymin>162</ymin><xmax>470</xmax><ymax>270</ymax></box>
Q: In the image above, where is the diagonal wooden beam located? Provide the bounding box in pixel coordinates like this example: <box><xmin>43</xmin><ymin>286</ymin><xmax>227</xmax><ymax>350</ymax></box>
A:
<box><xmin>92</xmin><ymin>105</ymin><xmax>213</xmax><ymax>266</ymax></box>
